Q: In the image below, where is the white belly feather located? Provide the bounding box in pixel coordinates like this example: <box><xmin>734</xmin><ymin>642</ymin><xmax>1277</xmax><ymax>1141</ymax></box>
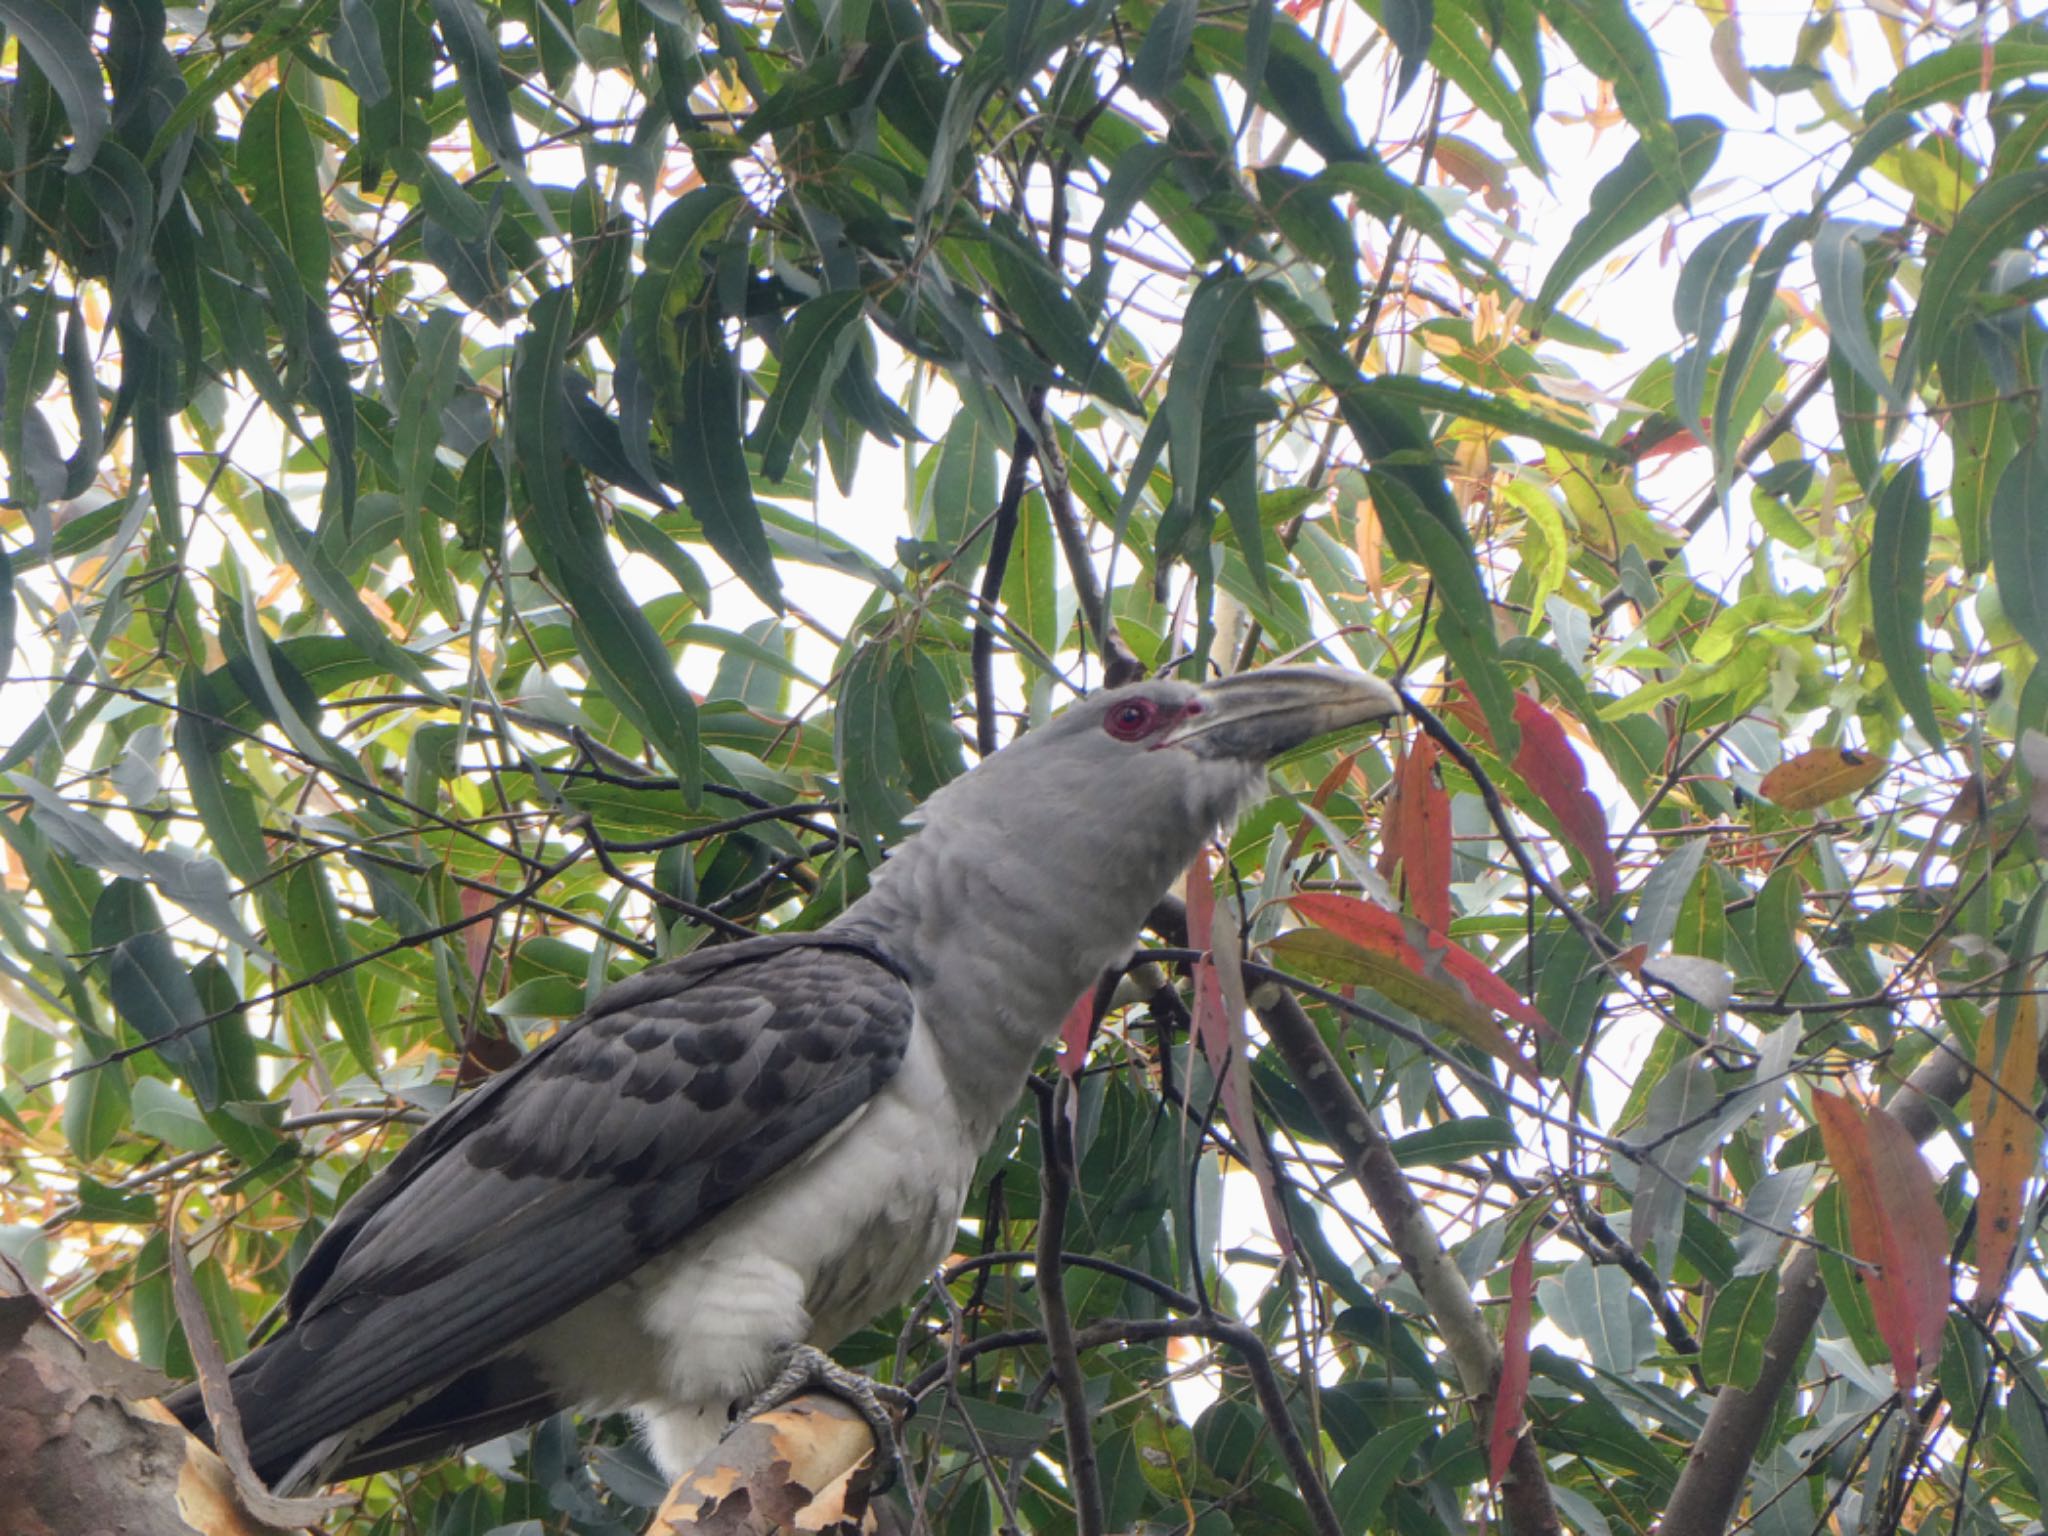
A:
<box><xmin>521</xmin><ymin>1020</ymin><xmax>974</xmax><ymax>1474</ymax></box>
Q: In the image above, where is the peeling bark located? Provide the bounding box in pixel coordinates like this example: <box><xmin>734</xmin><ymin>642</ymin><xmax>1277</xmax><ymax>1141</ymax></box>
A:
<box><xmin>0</xmin><ymin>1265</ymin><xmax>283</xmax><ymax>1536</ymax></box>
<box><xmin>652</xmin><ymin>1395</ymin><xmax>887</xmax><ymax>1535</ymax></box>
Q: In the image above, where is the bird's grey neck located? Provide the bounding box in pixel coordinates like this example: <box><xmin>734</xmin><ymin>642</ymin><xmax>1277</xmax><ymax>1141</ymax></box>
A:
<box><xmin>824</xmin><ymin>826</ymin><xmax>1177</xmax><ymax>1137</ymax></box>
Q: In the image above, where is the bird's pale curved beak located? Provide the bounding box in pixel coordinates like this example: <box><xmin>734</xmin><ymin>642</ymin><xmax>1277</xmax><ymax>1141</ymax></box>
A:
<box><xmin>1163</xmin><ymin>666</ymin><xmax>1404</xmax><ymax>761</ymax></box>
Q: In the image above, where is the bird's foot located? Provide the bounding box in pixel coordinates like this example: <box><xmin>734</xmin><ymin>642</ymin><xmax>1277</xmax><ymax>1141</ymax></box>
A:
<box><xmin>741</xmin><ymin>1344</ymin><xmax>914</xmax><ymax>1492</ymax></box>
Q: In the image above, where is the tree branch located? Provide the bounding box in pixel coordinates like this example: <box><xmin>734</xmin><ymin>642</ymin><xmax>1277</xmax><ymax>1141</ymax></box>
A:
<box><xmin>1035</xmin><ymin>1081</ymin><xmax>1105</xmax><ymax>1536</ymax></box>
<box><xmin>653</xmin><ymin>1394</ymin><xmax>886</xmax><ymax>1535</ymax></box>
<box><xmin>973</xmin><ymin>419</ymin><xmax>1036</xmax><ymax>758</ymax></box>
<box><xmin>1251</xmin><ymin>984</ymin><xmax>1562</xmax><ymax>1536</ymax></box>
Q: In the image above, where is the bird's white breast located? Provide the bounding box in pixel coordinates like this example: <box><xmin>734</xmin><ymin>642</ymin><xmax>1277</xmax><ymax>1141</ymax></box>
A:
<box><xmin>521</xmin><ymin>1015</ymin><xmax>974</xmax><ymax>1474</ymax></box>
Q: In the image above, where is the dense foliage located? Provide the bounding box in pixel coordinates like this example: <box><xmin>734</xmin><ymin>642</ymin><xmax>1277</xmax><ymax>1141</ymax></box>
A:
<box><xmin>2</xmin><ymin>0</ymin><xmax>2046</xmax><ymax>1533</ymax></box>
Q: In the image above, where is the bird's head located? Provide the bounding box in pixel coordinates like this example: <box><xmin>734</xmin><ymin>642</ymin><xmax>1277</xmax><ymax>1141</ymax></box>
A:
<box><xmin>901</xmin><ymin>665</ymin><xmax>1404</xmax><ymax>912</ymax></box>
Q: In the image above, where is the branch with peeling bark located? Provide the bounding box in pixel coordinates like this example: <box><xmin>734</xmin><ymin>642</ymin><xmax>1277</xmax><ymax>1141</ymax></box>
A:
<box><xmin>0</xmin><ymin>1258</ymin><xmax>285</xmax><ymax>1536</ymax></box>
<box><xmin>652</xmin><ymin>1395</ymin><xmax>896</xmax><ymax>1536</ymax></box>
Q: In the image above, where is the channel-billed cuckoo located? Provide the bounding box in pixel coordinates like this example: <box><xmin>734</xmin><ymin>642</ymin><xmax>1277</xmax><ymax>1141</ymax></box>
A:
<box><xmin>168</xmin><ymin>664</ymin><xmax>1401</xmax><ymax>1490</ymax></box>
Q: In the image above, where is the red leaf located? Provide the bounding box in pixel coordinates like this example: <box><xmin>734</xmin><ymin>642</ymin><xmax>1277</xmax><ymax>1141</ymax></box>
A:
<box><xmin>1380</xmin><ymin>735</ymin><xmax>1454</xmax><ymax>933</ymax></box>
<box><xmin>1813</xmin><ymin>1091</ymin><xmax>1952</xmax><ymax>1396</ymax></box>
<box><xmin>1447</xmin><ymin>690</ymin><xmax>1617</xmax><ymax>904</ymax></box>
<box><xmin>1186</xmin><ymin>849</ymin><xmax>1229</xmax><ymax>1079</ymax></box>
<box><xmin>1291</xmin><ymin>892</ymin><xmax>1552</xmax><ymax>1037</ymax></box>
<box><xmin>1188</xmin><ymin>850</ymin><xmax>1289</xmax><ymax>1239</ymax></box>
<box><xmin>1490</xmin><ymin>1238</ymin><xmax>1535</xmax><ymax>1491</ymax></box>
<box><xmin>1056</xmin><ymin>988</ymin><xmax>1097</xmax><ymax>1080</ymax></box>
<box><xmin>458</xmin><ymin>884</ymin><xmax>494</xmax><ymax>983</ymax></box>
<box><xmin>1863</xmin><ymin>1105</ymin><xmax>1951</xmax><ymax>1377</ymax></box>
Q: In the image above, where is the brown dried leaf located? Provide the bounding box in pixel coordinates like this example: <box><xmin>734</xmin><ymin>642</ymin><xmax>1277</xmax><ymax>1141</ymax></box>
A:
<box><xmin>1759</xmin><ymin>747</ymin><xmax>1888</xmax><ymax>811</ymax></box>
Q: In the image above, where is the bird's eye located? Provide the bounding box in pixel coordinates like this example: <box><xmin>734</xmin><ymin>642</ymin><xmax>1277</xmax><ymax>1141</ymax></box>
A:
<box><xmin>1104</xmin><ymin>699</ymin><xmax>1157</xmax><ymax>741</ymax></box>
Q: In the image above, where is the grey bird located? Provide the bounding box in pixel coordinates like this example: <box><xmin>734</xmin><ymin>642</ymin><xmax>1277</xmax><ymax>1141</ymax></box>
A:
<box><xmin>166</xmin><ymin>664</ymin><xmax>1401</xmax><ymax>1491</ymax></box>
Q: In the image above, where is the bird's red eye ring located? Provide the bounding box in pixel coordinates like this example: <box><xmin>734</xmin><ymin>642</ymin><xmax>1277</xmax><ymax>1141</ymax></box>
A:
<box><xmin>1104</xmin><ymin>698</ymin><xmax>1157</xmax><ymax>741</ymax></box>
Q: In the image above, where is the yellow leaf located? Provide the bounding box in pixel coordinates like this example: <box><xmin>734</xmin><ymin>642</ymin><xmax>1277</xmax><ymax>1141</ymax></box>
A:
<box><xmin>1971</xmin><ymin>990</ymin><xmax>2042</xmax><ymax>1310</ymax></box>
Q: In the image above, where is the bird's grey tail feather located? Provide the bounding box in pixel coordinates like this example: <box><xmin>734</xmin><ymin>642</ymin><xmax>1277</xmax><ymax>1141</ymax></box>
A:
<box><xmin>161</xmin><ymin>1350</ymin><xmax>561</xmax><ymax>1490</ymax></box>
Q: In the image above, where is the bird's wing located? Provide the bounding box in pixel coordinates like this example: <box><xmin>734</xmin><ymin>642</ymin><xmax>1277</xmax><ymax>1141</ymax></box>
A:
<box><xmin>230</xmin><ymin>935</ymin><xmax>915</xmax><ymax>1479</ymax></box>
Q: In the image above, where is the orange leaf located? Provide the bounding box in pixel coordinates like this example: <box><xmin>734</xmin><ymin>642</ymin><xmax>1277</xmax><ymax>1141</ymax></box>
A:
<box><xmin>1759</xmin><ymin>747</ymin><xmax>1887</xmax><ymax>811</ymax></box>
<box><xmin>1447</xmin><ymin>689</ymin><xmax>1617</xmax><ymax>903</ymax></box>
<box><xmin>1971</xmin><ymin>992</ymin><xmax>2042</xmax><ymax>1310</ymax></box>
<box><xmin>1379</xmin><ymin>735</ymin><xmax>1454</xmax><ymax>933</ymax></box>
<box><xmin>1490</xmin><ymin>1238</ymin><xmax>1535</xmax><ymax>1491</ymax></box>
<box><xmin>1813</xmin><ymin>1091</ymin><xmax>1951</xmax><ymax>1396</ymax></box>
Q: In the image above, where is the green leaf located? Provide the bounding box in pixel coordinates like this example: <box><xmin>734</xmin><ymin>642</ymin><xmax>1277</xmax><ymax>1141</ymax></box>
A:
<box><xmin>1370</xmin><ymin>470</ymin><xmax>1519</xmax><ymax>759</ymax></box>
<box><xmin>511</xmin><ymin>289</ymin><xmax>703</xmax><ymax>799</ymax></box>
<box><xmin>749</xmin><ymin>290</ymin><xmax>865</xmax><ymax>482</ymax></box>
<box><xmin>1001</xmin><ymin>492</ymin><xmax>1061</xmax><ymax>663</ymax></box>
<box><xmin>332</xmin><ymin>0</ymin><xmax>392</xmax><ymax>105</ymax></box>
<box><xmin>708</xmin><ymin>619</ymin><xmax>798</xmax><ymax>713</ymax></box>
<box><xmin>1897</xmin><ymin>169</ymin><xmax>2048</xmax><ymax>389</ymax></box>
<box><xmin>1991</xmin><ymin>419</ymin><xmax>2048</xmax><ymax>662</ymax></box>
<box><xmin>63</xmin><ymin>1031</ymin><xmax>130</xmax><ymax>1162</ymax></box>
<box><xmin>669</xmin><ymin>335</ymin><xmax>784</xmax><ymax>612</ymax></box>
<box><xmin>259</xmin><ymin>488</ymin><xmax>447</xmax><ymax>700</ymax></box>
<box><xmin>1389</xmin><ymin>1117</ymin><xmax>1516</xmax><ymax>1167</ymax></box>
<box><xmin>1813</xmin><ymin>221</ymin><xmax>1905</xmax><ymax>411</ymax></box>
<box><xmin>394</xmin><ymin>308</ymin><xmax>465</xmax><ymax>521</ymax></box>
<box><xmin>1869</xmin><ymin>460</ymin><xmax>1942</xmax><ymax>747</ymax></box>
<box><xmin>489</xmin><ymin>975</ymin><xmax>590</xmax><ymax>1021</ymax></box>
<box><xmin>1190</xmin><ymin>16</ymin><xmax>1364</xmax><ymax>165</ymax></box>
<box><xmin>889</xmin><ymin>648</ymin><xmax>967</xmax><ymax>798</ymax></box>
<box><xmin>1162</xmin><ymin>268</ymin><xmax>1261</xmax><ymax>575</ymax></box>
<box><xmin>1711</xmin><ymin>215</ymin><xmax>1811</xmax><ymax>504</ymax></box>
<box><xmin>277</xmin><ymin>860</ymin><xmax>377</xmax><ymax>1077</ymax></box>
<box><xmin>5</xmin><ymin>289</ymin><xmax>63</xmax><ymax>503</ymax></box>
<box><xmin>92</xmin><ymin>878</ymin><xmax>221</xmax><ymax>1110</ymax></box>
<box><xmin>1701</xmin><ymin>1269</ymin><xmax>1778</xmax><ymax>1390</ymax></box>
<box><xmin>1132</xmin><ymin>0</ymin><xmax>1198</xmax><ymax>100</ymax></box>
<box><xmin>129</xmin><ymin>1077</ymin><xmax>214</xmax><ymax>1153</ymax></box>
<box><xmin>236</xmin><ymin>87</ymin><xmax>331</xmax><ymax>299</ymax></box>
<box><xmin>171</xmin><ymin>709</ymin><xmax>268</xmax><ymax>889</ymax></box>
<box><xmin>1544</xmin><ymin>1260</ymin><xmax>1653</xmax><ymax>1373</ymax></box>
<box><xmin>1429</xmin><ymin>8</ymin><xmax>1546</xmax><ymax>178</ymax></box>
<box><xmin>1382</xmin><ymin>0</ymin><xmax>1433</xmax><ymax>99</ymax></box>
<box><xmin>0</xmin><ymin>542</ymin><xmax>13</xmax><ymax>688</ymax></box>
<box><xmin>1358</xmin><ymin>375</ymin><xmax>1619</xmax><ymax>460</ymax></box>
<box><xmin>985</xmin><ymin>218</ymin><xmax>1140</xmax><ymax>413</ymax></box>
<box><xmin>429</xmin><ymin>0</ymin><xmax>524</xmax><ymax>169</ymax></box>
<box><xmin>1865</xmin><ymin>20</ymin><xmax>2048</xmax><ymax>120</ymax></box>
<box><xmin>0</xmin><ymin>0</ymin><xmax>108</xmax><ymax>172</ymax></box>
<box><xmin>1812</xmin><ymin>1180</ymin><xmax>1888</xmax><ymax>1368</ymax></box>
<box><xmin>1328</xmin><ymin>1417</ymin><xmax>1433</xmax><ymax>1531</ymax></box>
<box><xmin>834</xmin><ymin>639</ymin><xmax>912</xmax><ymax>854</ymax></box>
<box><xmin>1536</xmin><ymin>0</ymin><xmax>1682</xmax><ymax>202</ymax></box>
<box><xmin>1532</xmin><ymin>116</ymin><xmax>1723</xmax><ymax>326</ymax></box>
<box><xmin>1672</xmin><ymin>214</ymin><xmax>1765</xmax><ymax>435</ymax></box>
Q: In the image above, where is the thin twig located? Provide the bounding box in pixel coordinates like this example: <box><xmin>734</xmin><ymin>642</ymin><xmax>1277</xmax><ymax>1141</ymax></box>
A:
<box><xmin>973</xmin><ymin>417</ymin><xmax>1037</xmax><ymax>757</ymax></box>
<box><xmin>165</xmin><ymin>1190</ymin><xmax>347</xmax><ymax>1524</ymax></box>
